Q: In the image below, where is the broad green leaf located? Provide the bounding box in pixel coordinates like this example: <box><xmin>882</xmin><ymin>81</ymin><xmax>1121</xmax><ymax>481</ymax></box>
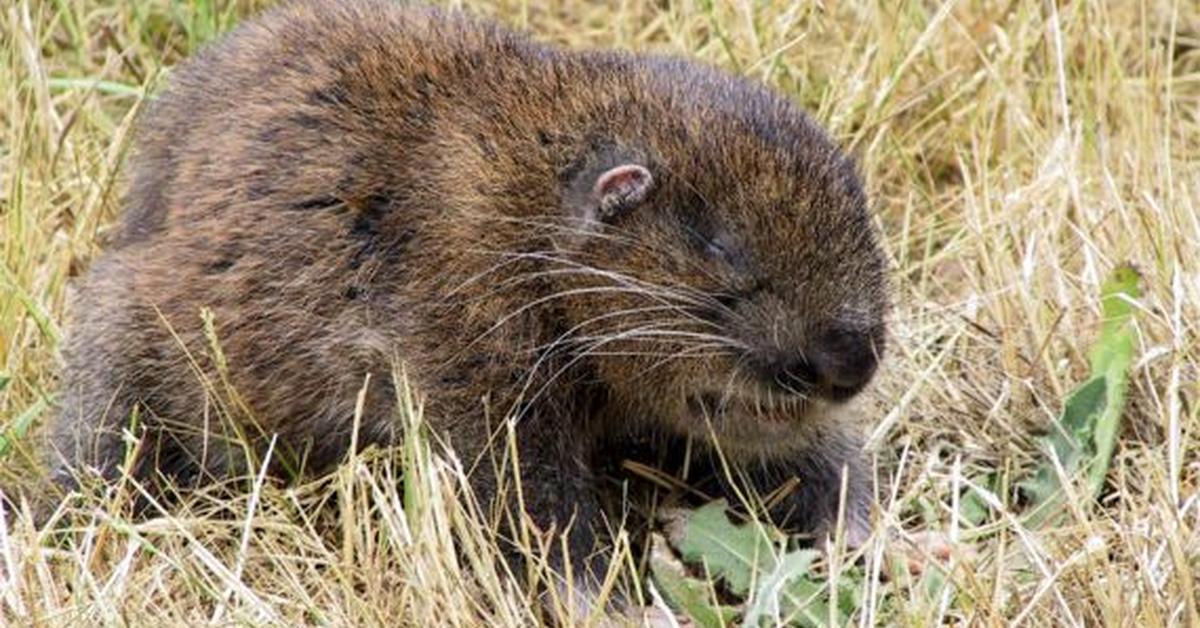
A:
<box><xmin>657</xmin><ymin>502</ymin><xmax>861</xmax><ymax>626</ymax></box>
<box><xmin>649</xmin><ymin>534</ymin><xmax>737</xmax><ymax>628</ymax></box>
<box><xmin>1020</xmin><ymin>263</ymin><xmax>1140</xmax><ymax>526</ymax></box>
<box><xmin>1085</xmin><ymin>264</ymin><xmax>1141</xmax><ymax>495</ymax></box>
<box><xmin>959</xmin><ymin>475</ymin><xmax>998</xmax><ymax>527</ymax></box>
<box><xmin>664</xmin><ymin>500</ymin><xmax>780</xmax><ymax>596</ymax></box>
<box><xmin>746</xmin><ymin>549</ymin><xmax>843</xmax><ymax>628</ymax></box>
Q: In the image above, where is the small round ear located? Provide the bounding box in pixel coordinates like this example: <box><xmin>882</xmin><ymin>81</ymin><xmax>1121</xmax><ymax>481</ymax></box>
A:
<box><xmin>593</xmin><ymin>164</ymin><xmax>653</xmax><ymax>221</ymax></box>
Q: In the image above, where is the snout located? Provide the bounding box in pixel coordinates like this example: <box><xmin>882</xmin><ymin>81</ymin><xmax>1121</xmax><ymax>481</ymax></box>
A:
<box><xmin>750</xmin><ymin>326</ymin><xmax>883</xmax><ymax>401</ymax></box>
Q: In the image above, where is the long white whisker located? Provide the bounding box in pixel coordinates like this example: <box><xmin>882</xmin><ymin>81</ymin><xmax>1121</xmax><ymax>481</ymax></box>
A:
<box><xmin>634</xmin><ymin>342</ymin><xmax>732</xmax><ymax>378</ymax></box>
<box><xmin>575</xmin><ymin>329</ymin><xmax>747</xmax><ymax>348</ymax></box>
<box><xmin>511</xmin><ymin>321</ymin><xmax>725</xmax><ymax>418</ymax></box>
<box><xmin>519</xmin><ymin>310</ymin><xmax>719</xmax><ymax>355</ymax></box>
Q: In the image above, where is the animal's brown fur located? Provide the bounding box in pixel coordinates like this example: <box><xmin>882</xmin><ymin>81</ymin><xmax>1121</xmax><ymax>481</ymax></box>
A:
<box><xmin>51</xmin><ymin>0</ymin><xmax>890</xmax><ymax>597</ymax></box>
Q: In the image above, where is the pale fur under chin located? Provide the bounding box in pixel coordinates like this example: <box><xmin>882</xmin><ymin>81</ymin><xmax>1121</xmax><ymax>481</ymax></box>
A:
<box><xmin>675</xmin><ymin>396</ymin><xmax>865</xmax><ymax>461</ymax></box>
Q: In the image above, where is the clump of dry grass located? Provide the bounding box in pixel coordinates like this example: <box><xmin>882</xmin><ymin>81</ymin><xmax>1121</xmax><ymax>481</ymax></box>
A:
<box><xmin>2</xmin><ymin>0</ymin><xmax>1198</xmax><ymax>625</ymax></box>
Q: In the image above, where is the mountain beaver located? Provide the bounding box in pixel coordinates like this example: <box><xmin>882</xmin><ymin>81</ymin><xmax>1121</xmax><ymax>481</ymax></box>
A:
<box><xmin>51</xmin><ymin>0</ymin><xmax>890</xmax><ymax>607</ymax></box>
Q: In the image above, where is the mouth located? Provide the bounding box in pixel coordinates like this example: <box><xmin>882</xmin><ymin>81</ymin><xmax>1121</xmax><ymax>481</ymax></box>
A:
<box><xmin>687</xmin><ymin>391</ymin><xmax>811</xmax><ymax>424</ymax></box>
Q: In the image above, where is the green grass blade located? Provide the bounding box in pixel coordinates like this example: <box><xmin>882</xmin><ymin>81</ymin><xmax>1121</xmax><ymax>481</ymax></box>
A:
<box><xmin>47</xmin><ymin>77</ymin><xmax>144</xmax><ymax>98</ymax></box>
<box><xmin>0</xmin><ymin>395</ymin><xmax>51</xmax><ymax>458</ymax></box>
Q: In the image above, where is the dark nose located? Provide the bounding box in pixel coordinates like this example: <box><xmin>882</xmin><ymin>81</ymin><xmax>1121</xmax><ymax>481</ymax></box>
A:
<box><xmin>810</xmin><ymin>327</ymin><xmax>881</xmax><ymax>399</ymax></box>
<box><xmin>755</xmin><ymin>327</ymin><xmax>881</xmax><ymax>401</ymax></box>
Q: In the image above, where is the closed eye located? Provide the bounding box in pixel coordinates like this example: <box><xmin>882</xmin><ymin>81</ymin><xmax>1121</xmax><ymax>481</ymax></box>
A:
<box><xmin>675</xmin><ymin>204</ymin><xmax>744</xmax><ymax>268</ymax></box>
<box><xmin>704</xmin><ymin>237</ymin><xmax>730</xmax><ymax>261</ymax></box>
<box><xmin>679</xmin><ymin>221</ymin><xmax>729</xmax><ymax>261</ymax></box>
